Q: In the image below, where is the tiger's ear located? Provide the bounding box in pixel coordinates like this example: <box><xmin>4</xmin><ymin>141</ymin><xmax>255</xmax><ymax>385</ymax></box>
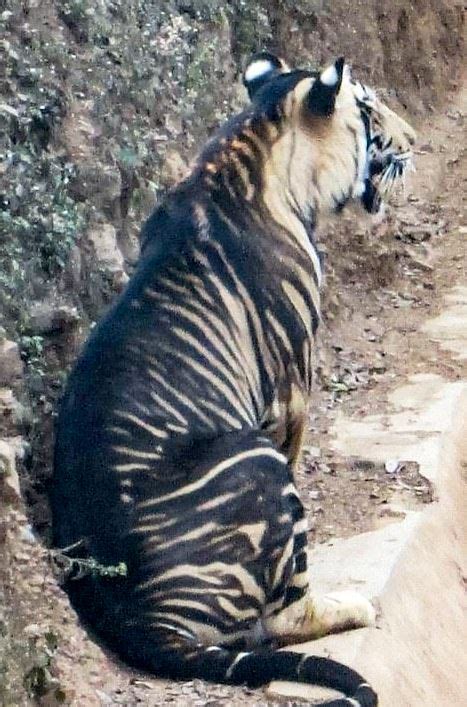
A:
<box><xmin>243</xmin><ymin>52</ymin><xmax>290</xmax><ymax>99</ymax></box>
<box><xmin>307</xmin><ymin>57</ymin><xmax>345</xmax><ymax>117</ymax></box>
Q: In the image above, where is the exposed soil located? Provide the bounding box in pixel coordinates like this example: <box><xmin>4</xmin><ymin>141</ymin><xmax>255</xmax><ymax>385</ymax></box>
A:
<box><xmin>1</xmin><ymin>2</ymin><xmax>466</xmax><ymax>705</ymax></box>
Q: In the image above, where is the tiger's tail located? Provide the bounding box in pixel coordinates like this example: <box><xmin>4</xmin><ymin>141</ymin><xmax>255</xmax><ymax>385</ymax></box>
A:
<box><xmin>115</xmin><ymin>625</ymin><xmax>377</xmax><ymax>707</ymax></box>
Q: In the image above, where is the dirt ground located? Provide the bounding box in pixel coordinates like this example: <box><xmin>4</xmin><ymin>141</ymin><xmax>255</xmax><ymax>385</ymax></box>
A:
<box><xmin>1</xmin><ymin>62</ymin><xmax>465</xmax><ymax>707</ymax></box>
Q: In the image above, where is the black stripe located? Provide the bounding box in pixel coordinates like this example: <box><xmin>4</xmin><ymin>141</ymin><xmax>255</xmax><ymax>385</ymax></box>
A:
<box><xmin>294</xmin><ymin>550</ymin><xmax>307</xmax><ymax>573</ymax></box>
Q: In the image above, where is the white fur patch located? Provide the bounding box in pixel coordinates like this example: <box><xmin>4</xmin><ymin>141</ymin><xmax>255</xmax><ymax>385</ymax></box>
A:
<box><xmin>320</xmin><ymin>63</ymin><xmax>339</xmax><ymax>86</ymax></box>
<box><xmin>225</xmin><ymin>651</ymin><xmax>251</xmax><ymax>679</ymax></box>
<box><xmin>309</xmin><ymin>241</ymin><xmax>323</xmax><ymax>288</ymax></box>
<box><xmin>353</xmin><ymin>129</ymin><xmax>369</xmax><ymax>197</ymax></box>
<box><xmin>244</xmin><ymin>59</ymin><xmax>275</xmax><ymax>84</ymax></box>
<box><xmin>353</xmin><ymin>181</ymin><xmax>365</xmax><ymax>198</ymax></box>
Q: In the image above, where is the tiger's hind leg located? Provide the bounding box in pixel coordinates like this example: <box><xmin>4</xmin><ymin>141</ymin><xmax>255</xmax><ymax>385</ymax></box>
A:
<box><xmin>264</xmin><ymin>482</ymin><xmax>376</xmax><ymax>645</ymax></box>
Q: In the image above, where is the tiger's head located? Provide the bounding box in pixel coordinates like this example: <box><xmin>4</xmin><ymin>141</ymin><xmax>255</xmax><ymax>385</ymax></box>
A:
<box><xmin>241</xmin><ymin>52</ymin><xmax>416</xmax><ymax>219</ymax></box>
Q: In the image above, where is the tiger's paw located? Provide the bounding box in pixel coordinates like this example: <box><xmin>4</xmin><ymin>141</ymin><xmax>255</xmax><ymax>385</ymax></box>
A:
<box><xmin>306</xmin><ymin>589</ymin><xmax>376</xmax><ymax>638</ymax></box>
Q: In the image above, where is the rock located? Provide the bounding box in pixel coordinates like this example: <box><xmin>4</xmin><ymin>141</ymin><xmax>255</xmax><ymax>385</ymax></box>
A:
<box><xmin>400</xmin><ymin>225</ymin><xmax>437</xmax><ymax>243</ymax></box>
<box><xmin>0</xmin><ymin>437</ymin><xmax>21</xmax><ymax>502</ymax></box>
<box><xmin>113</xmin><ymin>269</ymin><xmax>130</xmax><ymax>292</ymax></box>
<box><xmin>303</xmin><ymin>445</ymin><xmax>321</xmax><ymax>457</ymax></box>
<box><xmin>0</xmin><ymin>388</ymin><xmax>21</xmax><ymax>434</ymax></box>
<box><xmin>28</xmin><ymin>302</ymin><xmax>80</xmax><ymax>335</ymax></box>
<box><xmin>20</xmin><ymin>523</ymin><xmax>37</xmax><ymax>543</ymax></box>
<box><xmin>0</xmin><ymin>337</ymin><xmax>24</xmax><ymax>385</ymax></box>
<box><xmin>62</xmin><ymin>244</ymin><xmax>82</xmax><ymax>290</ymax></box>
<box><xmin>404</xmin><ymin>243</ymin><xmax>435</xmax><ymax>272</ymax></box>
<box><xmin>160</xmin><ymin>149</ymin><xmax>189</xmax><ymax>187</ymax></box>
<box><xmin>23</xmin><ymin>623</ymin><xmax>43</xmax><ymax>638</ymax></box>
<box><xmin>87</xmin><ymin>222</ymin><xmax>128</xmax><ymax>282</ymax></box>
<box><xmin>69</xmin><ymin>162</ymin><xmax>121</xmax><ymax>212</ymax></box>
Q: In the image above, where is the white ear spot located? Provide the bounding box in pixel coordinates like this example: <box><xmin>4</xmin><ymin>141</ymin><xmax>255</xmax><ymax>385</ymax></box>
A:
<box><xmin>320</xmin><ymin>64</ymin><xmax>339</xmax><ymax>86</ymax></box>
<box><xmin>244</xmin><ymin>59</ymin><xmax>275</xmax><ymax>84</ymax></box>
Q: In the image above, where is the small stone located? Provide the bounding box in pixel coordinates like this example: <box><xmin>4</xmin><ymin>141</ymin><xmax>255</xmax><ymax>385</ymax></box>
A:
<box><xmin>160</xmin><ymin>149</ymin><xmax>189</xmax><ymax>186</ymax></box>
<box><xmin>20</xmin><ymin>524</ymin><xmax>37</xmax><ymax>543</ymax></box>
<box><xmin>63</xmin><ymin>244</ymin><xmax>82</xmax><ymax>289</ymax></box>
<box><xmin>0</xmin><ymin>102</ymin><xmax>19</xmax><ymax>118</ymax></box>
<box><xmin>303</xmin><ymin>445</ymin><xmax>321</xmax><ymax>457</ymax></box>
<box><xmin>385</xmin><ymin>459</ymin><xmax>401</xmax><ymax>474</ymax></box>
<box><xmin>95</xmin><ymin>690</ymin><xmax>112</xmax><ymax>704</ymax></box>
<box><xmin>369</xmin><ymin>365</ymin><xmax>387</xmax><ymax>374</ymax></box>
<box><xmin>0</xmin><ymin>438</ymin><xmax>21</xmax><ymax>502</ymax></box>
<box><xmin>87</xmin><ymin>222</ymin><xmax>126</xmax><ymax>277</ymax></box>
<box><xmin>0</xmin><ymin>338</ymin><xmax>24</xmax><ymax>385</ymax></box>
<box><xmin>28</xmin><ymin>302</ymin><xmax>80</xmax><ymax>335</ymax></box>
<box><xmin>23</xmin><ymin>623</ymin><xmax>43</xmax><ymax>638</ymax></box>
<box><xmin>70</xmin><ymin>162</ymin><xmax>121</xmax><ymax>206</ymax></box>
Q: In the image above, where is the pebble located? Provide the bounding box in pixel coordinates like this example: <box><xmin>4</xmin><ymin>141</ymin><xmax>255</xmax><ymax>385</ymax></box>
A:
<box><xmin>19</xmin><ymin>524</ymin><xmax>37</xmax><ymax>543</ymax></box>
<box><xmin>303</xmin><ymin>445</ymin><xmax>321</xmax><ymax>457</ymax></box>
<box><xmin>385</xmin><ymin>459</ymin><xmax>401</xmax><ymax>474</ymax></box>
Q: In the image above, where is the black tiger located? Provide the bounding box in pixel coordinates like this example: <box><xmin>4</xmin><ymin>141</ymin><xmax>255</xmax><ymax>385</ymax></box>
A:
<box><xmin>52</xmin><ymin>54</ymin><xmax>415</xmax><ymax>707</ymax></box>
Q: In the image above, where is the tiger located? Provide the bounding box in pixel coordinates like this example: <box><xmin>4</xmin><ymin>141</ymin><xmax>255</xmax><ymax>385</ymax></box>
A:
<box><xmin>52</xmin><ymin>52</ymin><xmax>415</xmax><ymax>707</ymax></box>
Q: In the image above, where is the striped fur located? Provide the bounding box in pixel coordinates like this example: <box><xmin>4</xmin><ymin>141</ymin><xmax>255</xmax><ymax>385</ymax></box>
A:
<box><xmin>52</xmin><ymin>55</ymin><xmax>415</xmax><ymax>706</ymax></box>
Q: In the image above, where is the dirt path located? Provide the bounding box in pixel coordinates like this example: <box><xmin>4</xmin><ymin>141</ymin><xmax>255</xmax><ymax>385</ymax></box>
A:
<box><xmin>295</xmin><ymin>71</ymin><xmax>467</xmax><ymax>548</ymax></box>
<box><xmin>1</xmin><ymin>77</ymin><xmax>465</xmax><ymax>707</ymax></box>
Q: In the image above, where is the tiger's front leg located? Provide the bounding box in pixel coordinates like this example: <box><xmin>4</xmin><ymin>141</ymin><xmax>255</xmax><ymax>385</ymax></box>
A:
<box><xmin>264</xmin><ymin>483</ymin><xmax>376</xmax><ymax>645</ymax></box>
<box><xmin>266</xmin><ymin>383</ymin><xmax>309</xmax><ymax>473</ymax></box>
<box><xmin>265</xmin><ymin>589</ymin><xmax>377</xmax><ymax>646</ymax></box>
<box><xmin>286</xmin><ymin>412</ymin><xmax>307</xmax><ymax>472</ymax></box>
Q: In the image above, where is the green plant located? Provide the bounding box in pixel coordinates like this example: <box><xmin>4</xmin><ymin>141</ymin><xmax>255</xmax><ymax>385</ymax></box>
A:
<box><xmin>50</xmin><ymin>541</ymin><xmax>128</xmax><ymax>584</ymax></box>
<box><xmin>19</xmin><ymin>335</ymin><xmax>46</xmax><ymax>380</ymax></box>
<box><xmin>22</xmin><ymin>631</ymin><xmax>65</xmax><ymax>701</ymax></box>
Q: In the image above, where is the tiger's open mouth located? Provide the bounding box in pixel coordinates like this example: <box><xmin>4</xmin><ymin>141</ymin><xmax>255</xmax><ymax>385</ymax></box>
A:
<box><xmin>361</xmin><ymin>151</ymin><xmax>414</xmax><ymax>213</ymax></box>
